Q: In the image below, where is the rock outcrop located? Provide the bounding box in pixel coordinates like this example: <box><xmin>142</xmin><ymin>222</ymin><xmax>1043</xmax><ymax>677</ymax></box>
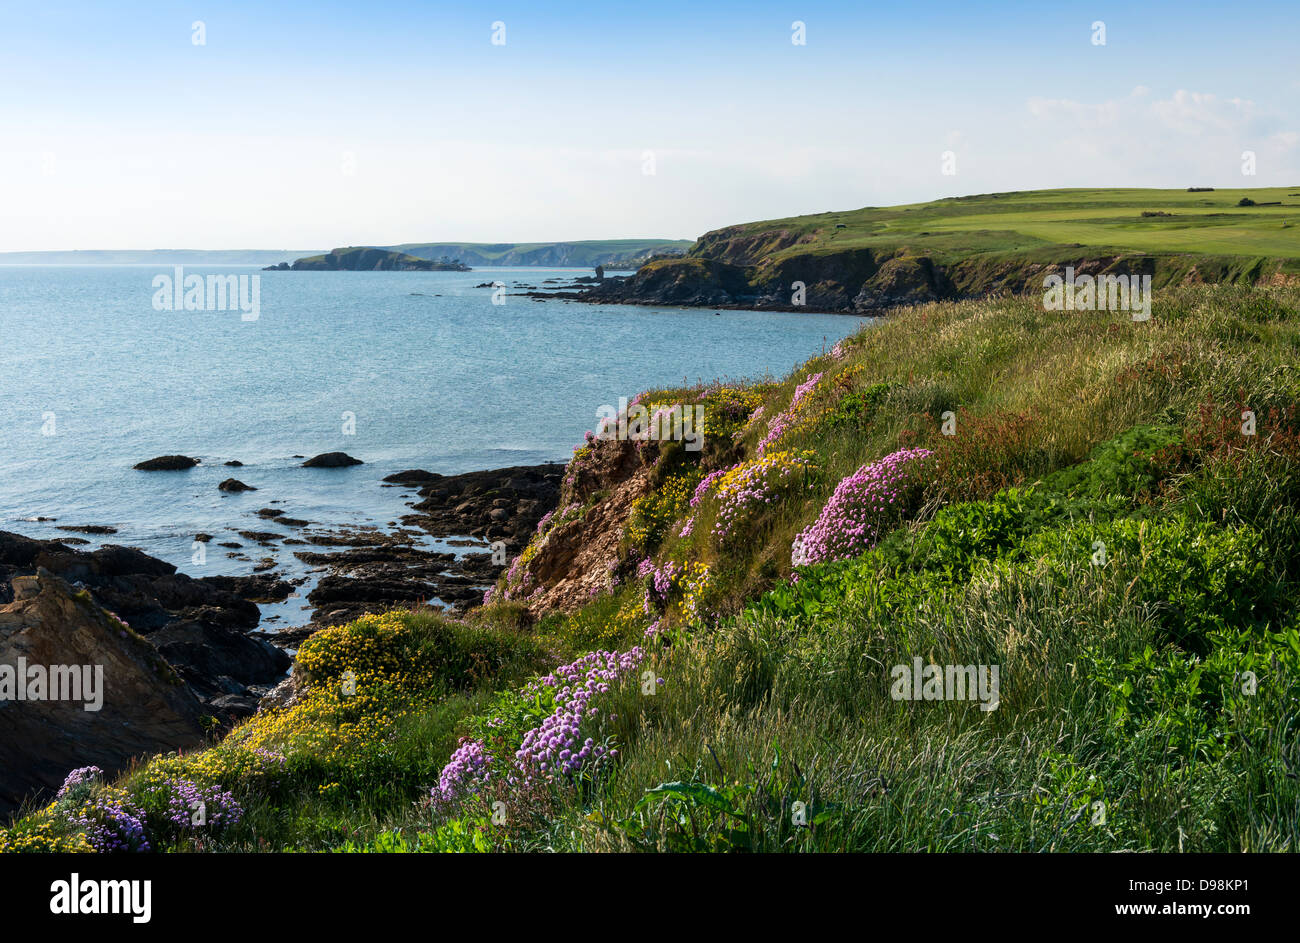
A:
<box><xmin>0</xmin><ymin>570</ymin><xmax>207</xmax><ymax>818</ymax></box>
<box><xmin>409</xmin><ymin>464</ymin><xmax>563</xmax><ymax>548</ymax></box>
<box><xmin>0</xmin><ymin>532</ymin><xmax>291</xmax><ymax>714</ymax></box>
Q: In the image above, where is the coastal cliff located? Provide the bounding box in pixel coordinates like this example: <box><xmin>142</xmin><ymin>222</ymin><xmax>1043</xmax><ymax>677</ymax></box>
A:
<box><xmin>269</xmin><ymin>247</ymin><xmax>471</xmax><ymax>271</ymax></box>
<box><xmin>577</xmin><ymin>187</ymin><xmax>1300</xmax><ymax>312</ymax></box>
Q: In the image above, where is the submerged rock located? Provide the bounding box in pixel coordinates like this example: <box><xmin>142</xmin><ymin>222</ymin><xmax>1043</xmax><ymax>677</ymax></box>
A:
<box><xmin>219</xmin><ymin>478</ymin><xmax>257</xmax><ymax>492</ymax></box>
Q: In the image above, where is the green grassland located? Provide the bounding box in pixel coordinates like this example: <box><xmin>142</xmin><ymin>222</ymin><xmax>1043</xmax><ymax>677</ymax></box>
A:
<box><xmin>715</xmin><ymin>187</ymin><xmax>1300</xmax><ymax>263</ymax></box>
<box><xmin>7</xmin><ymin>281</ymin><xmax>1300</xmax><ymax>854</ymax></box>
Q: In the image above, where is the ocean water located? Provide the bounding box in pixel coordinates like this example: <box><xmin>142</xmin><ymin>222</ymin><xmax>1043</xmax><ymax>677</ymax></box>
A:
<box><xmin>0</xmin><ymin>265</ymin><xmax>869</xmax><ymax>622</ymax></box>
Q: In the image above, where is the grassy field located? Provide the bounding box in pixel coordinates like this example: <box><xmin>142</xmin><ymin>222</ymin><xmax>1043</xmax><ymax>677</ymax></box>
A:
<box><xmin>5</xmin><ymin>282</ymin><xmax>1300</xmax><ymax>854</ymax></box>
<box><xmin>714</xmin><ymin>188</ymin><xmax>1300</xmax><ymax>262</ymax></box>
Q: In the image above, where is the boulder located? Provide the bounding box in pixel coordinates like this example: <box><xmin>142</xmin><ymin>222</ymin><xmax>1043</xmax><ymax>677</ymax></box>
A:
<box><xmin>219</xmin><ymin>478</ymin><xmax>257</xmax><ymax>492</ymax></box>
<box><xmin>134</xmin><ymin>455</ymin><xmax>199</xmax><ymax>471</ymax></box>
<box><xmin>303</xmin><ymin>452</ymin><xmax>363</xmax><ymax>468</ymax></box>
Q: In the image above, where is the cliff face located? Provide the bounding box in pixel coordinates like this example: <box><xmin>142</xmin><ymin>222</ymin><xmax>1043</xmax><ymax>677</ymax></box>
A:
<box><xmin>496</xmin><ymin>438</ymin><xmax>655</xmax><ymax>614</ymax></box>
<box><xmin>577</xmin><ymin>246</ymin><xmax>1291</xmax><ymax>313</ymax></box>
<box><xmin>392</xmin><ymin>241</ymin><xmax>691</xmax><ymax>268</ymax></box>
<box><xmin>0</xmin><ymin>571</ymin><xmax>207</xmax><ymax>817</ymax></box>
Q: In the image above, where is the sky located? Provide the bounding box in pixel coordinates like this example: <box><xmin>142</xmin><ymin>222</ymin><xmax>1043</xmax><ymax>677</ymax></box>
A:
<box><xmin>1</xmin><ymin>0</ymin><xmax>1297</xmax><ymax>250</ymax></box>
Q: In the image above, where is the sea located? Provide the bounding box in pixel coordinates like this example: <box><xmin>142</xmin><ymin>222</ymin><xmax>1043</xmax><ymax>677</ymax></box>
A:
<box><xmin>0</xmin><ymin>264</ymin><xmax>869</xmax><ymax>625</ymax></box>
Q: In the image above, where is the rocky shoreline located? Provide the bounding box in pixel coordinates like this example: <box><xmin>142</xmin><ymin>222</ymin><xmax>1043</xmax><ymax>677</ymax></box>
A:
<box><xmin>0</xmin><ymin>461</ymin><xmax>562</xmax><ymax>815</ymax></box>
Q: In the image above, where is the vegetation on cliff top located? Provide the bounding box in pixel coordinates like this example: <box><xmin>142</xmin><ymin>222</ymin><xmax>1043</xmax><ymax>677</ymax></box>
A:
<box><xmin>591</xmin><ymin>188</ymin><xmax>1300</xmax><ymax>311</ymax></box>
<box><xmin>6</xmin><ymin>282</ymin><xmax>1300</xmax><ymax>853</ymax></box>
<box><xmin>696</xmin><ymin>187</ymin><xmax>1300</xmax><ymax>265</ymax></box>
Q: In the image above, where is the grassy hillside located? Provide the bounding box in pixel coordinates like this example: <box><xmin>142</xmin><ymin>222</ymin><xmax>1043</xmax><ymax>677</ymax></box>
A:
<box><xmin>698</xmin><ymin>187</ymin><xmax>1300</xmax><ymax>266</ymax></box>
<box><xmin>587</xmin><ymin>188</ymin><xmax>1300</xmax><ymax>312</ymax></box>
<box><xmin>6</xmin><ymin>283</ymin><xmax>1300</xmax><ymax>853</ymax></box>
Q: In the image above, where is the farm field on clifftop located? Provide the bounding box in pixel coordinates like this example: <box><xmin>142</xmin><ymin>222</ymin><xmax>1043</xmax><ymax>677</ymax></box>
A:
<box><xmin>724</xmin><ymin>188</ymin><xmax>1300</xmax><ymax>262</ymax></box>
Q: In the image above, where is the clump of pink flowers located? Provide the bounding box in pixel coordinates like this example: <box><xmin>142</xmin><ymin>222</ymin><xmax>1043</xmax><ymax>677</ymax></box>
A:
<box><xmin>438</xmin><ymin>737</ymin><xmax>494</xmax><ymax>803</ymax></box>
<box><xmin>515</xmin><ymin>648</ymin><xmax>642</xmax><ymax>777</ymax></box>
<box><xmin>712</xmin><ymin>451</ymin><xmax>816</xmax><ymax>542</ymax></box>
<box><xmin>641</xmin><ymin>559</ymin><xmax>682</xmax><ymax>612</ymax></box>
<box><xmin>691</xmin><ymin>468</ymin><xmax>732</xmax><ymax>507</ymax></box>
<box><xmin>757</xmin><ymin>372</ymin><xmax>823</xmax><ymax>456</ymax></box>
<box><xmin>434</xmin><ymin>648</ymin><xmax>645</xmax><ymax>807</ymax></box>
<box><xmin>151</xmin><ymin>777</ymin><xmax>242</xmax><ymax>831</ymax></box>
<box><xmin>793</xmin><ymin>447</ymin><xmax>933</xmax><ymax>565</ymax></box>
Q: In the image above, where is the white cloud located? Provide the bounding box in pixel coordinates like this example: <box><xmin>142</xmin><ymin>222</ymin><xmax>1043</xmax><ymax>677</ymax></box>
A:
<box><xmin>1024</xmin><ymin>88</ymin><xmax>1299</xmax><ymax>185</ymax></box>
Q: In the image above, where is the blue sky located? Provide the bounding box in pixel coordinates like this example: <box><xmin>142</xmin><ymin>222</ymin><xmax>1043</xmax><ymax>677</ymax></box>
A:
<box><xmin>1</xmin><ymin>0</ymin><xmax>1297</xmax><ymax>249</ymax></box>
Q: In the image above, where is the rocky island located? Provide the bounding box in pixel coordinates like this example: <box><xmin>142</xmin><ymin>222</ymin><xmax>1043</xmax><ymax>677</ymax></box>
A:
<box><xmin>265</xmin><ymin>247</ymin><xmax>471</xmax><ymax>271</ymax></box>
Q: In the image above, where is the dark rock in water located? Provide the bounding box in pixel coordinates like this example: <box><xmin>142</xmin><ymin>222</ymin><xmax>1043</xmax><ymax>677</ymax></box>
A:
<box><xmin>303</xmin><ymin>452</ymin><xmax>363</xmax><ymax>468</ymax></box>
<box><xmin>197</xmin><ymin>573</ymin><xmax>293</xmax><ymax>604</ymax></box>
<box><xmin>0</xmin><ymin>569</ymin><xmax>207</xmax><ymax>818</ymax></box>
<box><xmin>194</xmin><ymin>533</ymin><xmax>213</xmax><ymax>542</ymax></box>
<box><xmin>134</xmin><ymin>455</ymin><xmax>199</xmax><ymax>471</ymax></box>
<box><xmin>410</xmin><ymin>464</ymin><xmax>562</xmax><ymax>550</ymax></box>
<box><xmin>256</xmin><ymin>508</ymin><xmax>284</xmax><ymax>519</ymax></box>
<box><xmin>56</xmin><ymin>525</ymin><xmax>118</xmax><ymax>535</ymax></box>
<box><xmin>149</xmin><ymin>621</ymin><xmax>290</xmax><ymax>701</ymax></box>
<box><xmin>383</xmin><ymin>469</ymin><xmax>442</xmax><ymax>485</ymax></box>
<box><xmin>237</xmin><ymin>531</ymin><xmax>280</xmax><ymax>544</ymax></box>
<box><xmin>0</xmin><ymin>529</ymin><xmax>286</xmax><ymax>641</ymax></box>
<box><xmin>219</xmin><ymin>478</ymin><xmax>257</xmax><ymax>492</ymax></box>
<box><xmin>225</xmin><ymin>460</ymin><xmax>244</xmax><ymax>467</ymax></box>
<box><xmin>277</xmin><ymin>517</ymin><xmax>310</xmax><ymax>527</ymax></box>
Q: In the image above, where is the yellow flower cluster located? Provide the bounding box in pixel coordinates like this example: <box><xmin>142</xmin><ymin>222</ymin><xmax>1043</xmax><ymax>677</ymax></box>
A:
<box><xmin>222</xmin><ymin>612</ymin><xmax>444</xmax><ymax>768</ymax></box>
<box><xmin>680</xmin><ymin>560</ymin><xmax>713</xmax><ymax>622</ymax></box>
<box><xmin>700</xmin><ymin>387</ymin><xmax>765</xmax><ymax>439</ymax></box>
<box><xmin>626</xmin><ymin>471</ymin><xmax>699</xmax><ymax>550</ymax></box>
<box><xmin>144</xmin><ymin>742</ymin><xmax>285</xmax><ymax>791</ymax></box>
<box><xmin>0</xmin><ymin>816</ymin><xmax>92</xmax><ymax>854</ymax></box>
<box><xmin>714</xmin><ymin>449</ymin><xmax>817</xmax><ymax>499</ymax></box>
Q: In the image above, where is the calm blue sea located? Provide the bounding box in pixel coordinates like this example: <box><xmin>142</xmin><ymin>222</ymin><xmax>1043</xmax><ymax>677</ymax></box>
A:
<box><xmin>0</xmin><ymin>265</ymin><xmax>868</xmax><ymax>622</ymax></box>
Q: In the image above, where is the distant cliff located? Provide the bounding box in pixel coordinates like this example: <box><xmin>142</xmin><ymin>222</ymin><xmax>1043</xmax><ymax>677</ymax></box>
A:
<box><xmin>387</xmin><ymin>239</ymin><xmax>691</xmax><ymax>268</ymax></box>
<box><xmin>268</xmin><ymin>247</ymin><xmax>471</xmax><ymax>272</ymax></box>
